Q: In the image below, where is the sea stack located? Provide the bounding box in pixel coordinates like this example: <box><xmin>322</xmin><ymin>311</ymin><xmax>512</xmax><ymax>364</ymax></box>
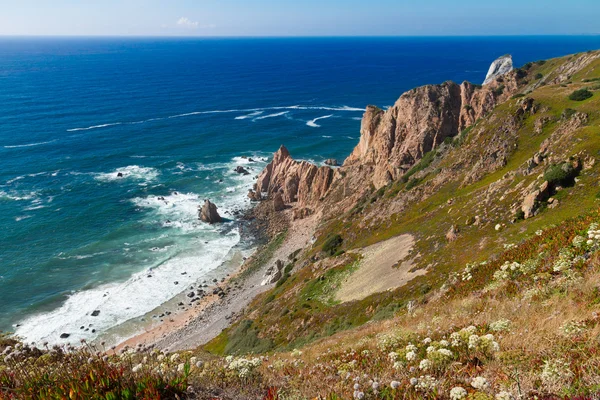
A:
<box><xmin>199</xmin><ymin>200</ymin><xmax>222</xmax><ymax>223</ymax></box>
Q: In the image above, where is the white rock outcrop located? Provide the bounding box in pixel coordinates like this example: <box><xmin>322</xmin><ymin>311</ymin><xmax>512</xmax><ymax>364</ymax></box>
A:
<box><xmin>483</xmin><ymin>55</ymin><xmax>513</xmax><ymax>85</ymax></box>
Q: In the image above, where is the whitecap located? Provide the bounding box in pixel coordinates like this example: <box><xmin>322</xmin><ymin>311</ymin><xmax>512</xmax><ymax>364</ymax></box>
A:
<box><xmin>67</xmin><ymin>123</ymin><xmax>123</xmax><ymax>132</ymax></box>
<box><xmin>15</xmin><ymin>215</ymin><xmax>32</xmax><ymax>221</ymax></box>
<box><xmin>0</xmin><ymin>190</ymin><xmax>39</xmax><ymax>201</ymax></box>
<box><xmin>66</xmin><ymin>105</ymin><xmax>365</xmax><ymax>131</ymax></box>
<box><xmin>235</xmin><ymin>111</ymin><xmax>263</xmax><ymax>120</ymax></box>
<box><xmin>14</xmin><ymin>230</ymin><xmax>241</xmax><ymax>345</ymax></box>
<box><xmin>253</xmin><ymin>111</ymin><xmax>289</xmax><ymax>121</ymax></box>
<box><xmin>307</xmin><ymin>114</ymin><xmax>334</xmax><ymax>128</ymax></box>
<box><xmin>94</xmin><ymin>166</ymin><xmax>159</xmax><ymax>183</ymax></box>
<box><xmin>4</xmin><ymin>140</ymin><xmax>57</xmax><ymax>149</ymax></box>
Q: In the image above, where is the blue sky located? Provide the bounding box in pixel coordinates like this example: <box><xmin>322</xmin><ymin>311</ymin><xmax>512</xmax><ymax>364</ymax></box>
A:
<box><xmin>0</xmin><ymin>0</ymin><xmax>598</xmax><ymax>37</ymax></box>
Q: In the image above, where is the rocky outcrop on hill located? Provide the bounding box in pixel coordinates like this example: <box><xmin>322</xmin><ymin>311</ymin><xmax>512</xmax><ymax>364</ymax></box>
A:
<box><xmin>344</xmin><ymin>69</ymin><xmax>519</xmax><ymax>188</ymax></box>
<box><xmin>255</xmin><ymin>145</ymin><xmax>334</xmax><ymax>215</ymax></box>
<box><xmin>483</xmin><ymin>55</ymin><xmax>513</xmax><ymax>85</ymax></box>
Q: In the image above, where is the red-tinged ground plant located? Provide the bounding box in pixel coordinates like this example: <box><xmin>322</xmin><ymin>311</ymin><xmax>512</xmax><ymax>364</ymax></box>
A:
<box><xmin>0</xmin><ymin>340</ymin><xmax>189</xmax><ymax>399</ymax></box>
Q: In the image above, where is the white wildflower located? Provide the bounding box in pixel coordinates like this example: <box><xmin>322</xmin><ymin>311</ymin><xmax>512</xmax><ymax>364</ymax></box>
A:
<box><xmin>541</xmin><ymin>359</ymin><xmax>574</xmax><ymax>386</ymax></box>
<box><xmin>415</xmin><ymin>375</ymin><xmax>437</xmax><ymax>392</ymax></box>
<box><xmin>468</xmin><ymin>334</ymin><xmax>480</xmax><ymax>349</ymax></box>
<box><xmin>405</xmin><ymin>343</ymin><xmax>417</xmax><ymax>352</ymax></box>
<box><xmin>496</xmin><ymin>391</ymin><xmax>513</xmax><ymax>400</ymax></box>
<box><xmin>390</xmin><ymin>380</ymin><xmax>401</xmax><ymax>389</ymax></box>
<box><xmin>419</xmin><ymin>359</ymin><xmax>431</xmax><ymax>371</ymax></box>
<box><xmin>450</xmin><ymin>386</ymin><xmax>468</xmax><ymax>400</ymax></box>
<box><xmin>489</xmin><ymin>319</ymin><xmax>511</xmax><ymax>332</ymax></box>
<box><xmin>471</xmin><ymin>376</ymin><xmax>489</xmax><ymax>390</ymax></box>
<box><xmin>388</xmin><ymin>351</ymin><xmax>399</xmax><ymax>362</ymax></box>
<box><xmin>406</xmin><ymin>351</ymin><xmax>417</xmax><ymax>361</ymax></box>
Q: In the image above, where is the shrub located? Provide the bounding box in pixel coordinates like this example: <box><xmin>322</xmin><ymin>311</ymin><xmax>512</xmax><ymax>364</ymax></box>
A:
<box><xmin>322</xmin><ymin>234</ymin><xmax>343</xmax><ymax>256</ymax></box>
<box><xmin>405</xmin><ymin>178</ymin><xmax>422</xmax><ymax>190</ymax></box>
<box><xmin>544</xmin><ymin>163</ymin><xmax>577</xmax><ymax>186</ymax></box>
<box><xmin>512</xmin><ymin>93</ymin><xmax>526</xmax><ymax>99</ymax></box>
<box><xmin>536</xmin><ymin>60</ymin><xmax>547</xmax><ymax>65</ymax></box>
<box><xmin>569</xmin><ymin>89</ymin><xmax>593</xmax><ymax>101</ymax></box>
<box><xmin>535</xmin><ymin>73</ymin><xmax>543</xmax><ymax>79</ymax></box>
<box><xmin>562</xmin><ymin>108</ymin><xmax>577</xmax><ymax>119</ymax></box>
<box><xmin>493</xmin><ymin>84</ymin><xmax>505</xmax><ymax>96</ymax></box>
<box><xmin>515</xmin><ymin>210</ymin><xmax>525</xmax><ymax>221</ymax></box>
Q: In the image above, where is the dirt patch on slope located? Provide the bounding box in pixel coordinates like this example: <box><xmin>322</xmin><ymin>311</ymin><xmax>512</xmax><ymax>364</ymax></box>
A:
<box><xmin>336</xmin><ymin>234</ymin><xmax>423</xmax><ymax>303</ymax></box>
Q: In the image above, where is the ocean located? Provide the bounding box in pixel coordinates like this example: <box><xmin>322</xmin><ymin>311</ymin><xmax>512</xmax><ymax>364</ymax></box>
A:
<box><xmin>1</xmin><ymin>36</ymin><xmax>600</xmax><ymax>345</ymax></box>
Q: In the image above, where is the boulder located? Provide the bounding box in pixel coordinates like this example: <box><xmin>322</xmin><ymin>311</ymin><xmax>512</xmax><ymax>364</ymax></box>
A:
<box><xmin>446</xmin><ymin>225</ymin><xmax>459</xmax><ymax>242</ymax></box>
<box><xmin>234</xmin><ymin>166</ymin><xmax>250</xmax><ymax>175</ymax></box>
<box><xmin>261</xmin><ymin>260</ymin><xmax>284</xmax><ymax>286</ymax></box>
<box><xmin>521</xmin><ymin>181</ymin><xmax>549</xmax><ymax>219</ymax></box>
<box><xmin>91</xmin><ymin>310</ymin><xmax>100</xmax><ymax>317</ymax></box>
<box><xmin>273</xmin><ymin>192</ymin><xmax>285</xmax><ymax>211</ymax></box>
<box><xmin>324</xmin><ymin>158</ymin><xmax>339</xmax><ymax>166</ymax></box>
<box><xmin>199</xmin><ymin>200</ymin><xmax>222</xmax><ymax>223</ymax></box>
<box><xmin>60</xmin><ymin>333</ymin><xmax>70</xmax><ymax>339</ymax></box>
<box><xmin>247</xmin><ymin>189</ymin><xmax>262</xmax><ymax>202</ymax></box>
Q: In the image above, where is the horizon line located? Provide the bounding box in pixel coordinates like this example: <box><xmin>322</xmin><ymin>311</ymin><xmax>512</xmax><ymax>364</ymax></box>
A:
<box><xmin>1</xmin><ymin>33</ymin><xmax>600</xmax><ymax>39</ymax></box>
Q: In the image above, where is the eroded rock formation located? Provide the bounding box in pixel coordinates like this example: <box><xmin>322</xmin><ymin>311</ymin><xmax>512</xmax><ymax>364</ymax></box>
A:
<box><xmin>199</xmin><ymin>200</ymin><xmax>222</xmax><ymax>223</ymax></box>
<box><xmin>255</xmin><ymin>145</ymin><xmax>334</xmax><ymax>214</ymax></box>
<box><xmin>343</xmin><ymin>65</ymin><xmax>519</xmax><ymax>188</ymax></box>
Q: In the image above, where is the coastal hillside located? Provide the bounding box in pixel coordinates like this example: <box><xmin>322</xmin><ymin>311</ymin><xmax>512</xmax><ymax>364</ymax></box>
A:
<box><xmin>3</xmin><ymin>49</ymin><xmax>600</xmax><ymax>399</ymax></box>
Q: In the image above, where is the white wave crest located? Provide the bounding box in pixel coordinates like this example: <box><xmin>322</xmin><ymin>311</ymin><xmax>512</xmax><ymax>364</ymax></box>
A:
<box><xmin>66</xmin><ymin>105</ymin><xmax>365</xmax><ymax>131</ymax></box>
<box><xmin>235</xmin><ymin>111</ymin><xmax>263</xmax><ymax>120</ymax></box>
<box><xmin>307</xmin><ymin>114</ymin><xmax>334</xmax><ymax>128</ymax></box>
<box><xmin>4</xmin><ymin>140</ymin><xmax>57</xmax><ymax>149</ymax></box>
<box><xmin>253</xmin><ymin>111</ymin><xmax>289</xmax><ymax>120</ymax></box>
<box><xmin>94</xmin><ymin>166</ymin><xmax>159</xmax><ymax>183</ymax></box>
<box><xmin>14</xmin><ymin>231</ymin><xmax>240</xmax><ymax>345</ymax></box>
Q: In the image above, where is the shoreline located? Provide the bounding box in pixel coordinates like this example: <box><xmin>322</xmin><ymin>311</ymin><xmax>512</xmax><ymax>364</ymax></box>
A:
<box><xmin>114</xmin><ymin>201</ymin><xmax>318</xmax><ymax>352</ymax></box>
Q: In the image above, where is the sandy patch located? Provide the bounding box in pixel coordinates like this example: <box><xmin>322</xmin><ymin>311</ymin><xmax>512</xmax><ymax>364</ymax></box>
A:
<box><xmin>336</xmin><ymin>234</ymin><xmax>423</xmax><ymax>303</ymax></box>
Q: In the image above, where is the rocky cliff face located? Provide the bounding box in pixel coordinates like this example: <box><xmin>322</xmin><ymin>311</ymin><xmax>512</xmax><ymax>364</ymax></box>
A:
<box><xmin>483</xmin><ymin>55</ymin><xmax>513</xmax><ymax>85</ymax></box>
<box><xmin>254</xmin><ymin>56</ymin><xmax>525</xmax><ymax>212</ymax></box>
<box><xmin>343</xmin><ymin>67</ymin><xmax>519</xmax><ymax>188</ymax></box>
<box><xmin>255</xmin><ymin>145</ymin><xmax>334</xmax><ymax>216</ymax></box>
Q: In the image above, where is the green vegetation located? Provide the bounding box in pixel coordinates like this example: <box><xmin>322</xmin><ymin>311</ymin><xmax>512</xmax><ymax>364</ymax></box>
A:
<box><xmin>492</xmin><ymin>84</ymin><xmax>505</xmax><ymax>96</ymax></box>
<box><xmin>544</xmin><ymin>163</ymin><xmax>578</xmax><ymax>186</ymax></box>
<box><xmin>236</xmin><ymin>231</ymin><xmax>286</xmax><ymax>280</ymax></box>
<box><xmin>322</xmin><ymin>233</ymin><xmax>343</xmax><ymax>256</ymax></box>
<box><xmin>569</xmin><ymin>88</ymin><xmax>593</xmax><ymax>101</ymax></box>
<box><xmin>223</xmin><ymin>320</ymin><xmax>274</xmax><ymax>355</ymax></box>
<box><xmin>535</xmin><ymin>72</ymin><xmax>543</xmax><ymax>79</ymax></box>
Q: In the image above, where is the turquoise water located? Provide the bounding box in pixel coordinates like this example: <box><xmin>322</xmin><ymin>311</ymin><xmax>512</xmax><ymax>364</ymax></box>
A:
<box><xmin>1</xmin><ymin>36</ymin><xmax>600</xmax><ymax>344</ymax></box>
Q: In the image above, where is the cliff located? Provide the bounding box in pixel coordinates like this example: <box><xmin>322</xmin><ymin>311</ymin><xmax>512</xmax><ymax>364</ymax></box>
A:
<box><xmin>344</xmin><ymin>65</ymin><xmax>520</xmax><ymax>188</ymax></box>
<box><xmin>254</xmin><ymin>145</ymin><xmax>334</xmax><ymax>217</ymax></box>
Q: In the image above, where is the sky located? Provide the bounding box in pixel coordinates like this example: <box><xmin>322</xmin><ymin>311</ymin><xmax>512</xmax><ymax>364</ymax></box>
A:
<box><xmin>0</xmin><ymin>0</ymin><xmax>599</xmax><ymax>37</ymax></box>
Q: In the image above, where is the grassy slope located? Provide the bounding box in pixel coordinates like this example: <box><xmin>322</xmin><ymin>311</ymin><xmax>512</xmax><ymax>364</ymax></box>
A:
<box><xmin>208</xmin><ymin>51</ymin><xmax>600</xmax><ymax>358</ymax></box>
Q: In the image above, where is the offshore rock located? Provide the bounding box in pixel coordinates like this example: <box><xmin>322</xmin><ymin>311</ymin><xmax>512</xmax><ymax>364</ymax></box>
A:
<box><xmin>199</xmin><ymin>200</ymin><xmax>222</xmax><ymax>223</ymax></box>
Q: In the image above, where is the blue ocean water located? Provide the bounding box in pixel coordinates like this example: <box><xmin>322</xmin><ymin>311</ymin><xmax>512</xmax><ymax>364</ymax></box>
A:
<box><xmin>1</xmin><ymin>36</ymin><xmax>600</xmax><ymax>345</ymax></box>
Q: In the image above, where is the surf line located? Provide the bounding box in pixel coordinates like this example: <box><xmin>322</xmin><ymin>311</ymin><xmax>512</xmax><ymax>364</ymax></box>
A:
<box><xmin>67</xmin><ymin>105</ymin><xmax>365</xmax><ymax>132</ymax></box>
